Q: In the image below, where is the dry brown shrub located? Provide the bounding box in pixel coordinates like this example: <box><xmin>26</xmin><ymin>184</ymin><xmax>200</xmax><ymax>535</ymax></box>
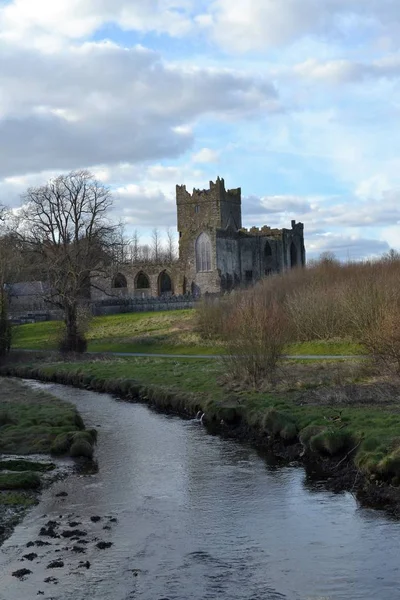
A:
<box><xmin>222</xmin><ymin>288</ymin><xmax>290</xmax><ymax>386</ymax></box>
<box><xmin>197</xmin><ymin>252</ymin><xmax>400</xmax><ymax>373</ymax></box>
<box><xmin>196</xmin><ymin>296</ymin><xmax>230</xmax><ymax>339</ymax></box>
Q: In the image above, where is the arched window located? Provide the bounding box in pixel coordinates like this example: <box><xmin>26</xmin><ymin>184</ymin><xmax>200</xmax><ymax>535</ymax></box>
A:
<box><xmin>265</xmin><ymin>241</ymin><xmax>272</xmax><ymax>257</ymax></box>
<box><xmin>196</xmin><ymin>233</ymin><xmax>212</xmax><ymax>272</ymax></box>
<box><xmin>135</xmin><ymin>272</ymin><xmax>150</xmax><ymax>290</ymax></box>
<box><xmin>290</xmin><ymin>242</ymin><xmax>298</xmax><ymax>268</ymax></box>
<box><xmin>158</xmin><ymin>271</ymin><xmax>173</xmax><ymax>295</ymax></box>
<box><xmin>112</xmin><ymin>273</ymin><xmax>127</xmax><ymax>289</ymax></box>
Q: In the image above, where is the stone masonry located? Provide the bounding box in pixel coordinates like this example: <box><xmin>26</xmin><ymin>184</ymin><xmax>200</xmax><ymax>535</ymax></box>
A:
<box><xmin>94</xmin><ymin>177</ymin><xmax>306</xmax><ymax>299</ymax></box>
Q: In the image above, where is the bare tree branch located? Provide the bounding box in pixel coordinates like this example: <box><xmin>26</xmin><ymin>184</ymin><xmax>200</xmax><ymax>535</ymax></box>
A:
<box><xmin>20</xmin><ymin>170</ymin><xmax>122</xmax><ymax>352</ymax></box>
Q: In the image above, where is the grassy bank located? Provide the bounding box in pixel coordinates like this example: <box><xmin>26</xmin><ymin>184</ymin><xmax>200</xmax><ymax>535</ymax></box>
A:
<box><xmin>11</xmin><ymin>310</ymin><xmax>361</xmax><ymax>356</ymax></box>
<box><xmin>2</xmin><ymin>356</ymin><xmax>400</xmax><ymax>493</ymax></box>
<box><xmin>0</xmin><ymin>379</ymin><xmax>96</xmax><ymax>498</ymax></box>
<box><xmin>0</xmin><ymin>378</ymin><xmax>98</xmax><ymax>545</ymax></box>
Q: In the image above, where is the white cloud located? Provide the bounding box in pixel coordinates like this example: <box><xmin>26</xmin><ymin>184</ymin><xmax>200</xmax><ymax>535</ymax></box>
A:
<box><xmin>192</xmin><ymin>148</ymin><xmax>220</xmax><ymax>163</ymax></box>
<box><xmin>0</xmin><ymin>0</ymin><xmax>197</xmax><ymax>47</ymax></box>
<box><xmin>209</xmin><ymin>0</ymin><xmax>400</xmax><ymax>52</ymax></box>
<box><xmin>0</xmin><ymin>40</ymin><xmax>279</xmax><ymax>179</ymax></box>
<box><xmin>290</xmin><ymin>56</ymin><xmax>400</xmax><ymax>85</ymax></box>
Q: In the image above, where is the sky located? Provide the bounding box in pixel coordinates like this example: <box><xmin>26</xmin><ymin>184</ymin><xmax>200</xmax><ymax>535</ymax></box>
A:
<box><xmin>1</xmin><ymin>0</ymin><xmax>400</xmax><ymax>259</ymax></box>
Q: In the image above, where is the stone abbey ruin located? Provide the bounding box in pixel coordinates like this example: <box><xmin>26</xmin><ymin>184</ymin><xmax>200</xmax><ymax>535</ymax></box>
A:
<box><xmin>9</xmin><ymin>177</ymin><xmax>306</xmax><ymax>318</ymax></box>
<box><xmin>93</xmin><ymin>176</ymin><xmax>306</xmax><ymax>300</ymax></box>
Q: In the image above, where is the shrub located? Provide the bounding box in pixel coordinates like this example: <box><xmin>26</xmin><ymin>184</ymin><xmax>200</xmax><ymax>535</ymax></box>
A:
<box><xmin>195</xmin><ymin>253</ymin><xmax>400</xmax><ymax>371</ymax></box>
<box><xmin>196</xmin><ymin>297</ymin><xmax>229</xmax><ymax>339</ymax></box>
<box><xmin>262</xmin><ymin>409</ymin><xmax>298</xmax><ymax>441</ymax></box>
<box><xmin>377</xmin><ymin>448</ymin><xmax>400</xmax><ymax>481</ymax></box>
<box><xmin>71</xmin><ymin>431</ymin><xmax>96</xmax><ymax>445</ymax></box>
<box><xmin>50</xmin><ymin>432</ymin><xmax>73</xmax><ymax>456</ymax></box>
<box><xmin>223</xmin><ymin>292</ymin><xmax>290</xmax><ymax>385</ymax></box>
<box><xmin>69</xmin><ymin>440</ymin><xmax>93</xmax><ymax>459</ymax></box>
<box><xmin>309</xmin><ymin>429</ymin><xmax>355</xmax><ymax>457</ymax></box>
<box><xmin>299</xmin><ymin>425</ymin><xmax>327</xmax><ymax>450</ymax></box>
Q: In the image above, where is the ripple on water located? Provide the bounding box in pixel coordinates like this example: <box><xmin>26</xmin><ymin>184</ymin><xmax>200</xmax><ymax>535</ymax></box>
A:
<box><xmin>1</xmin><ymin>381</ymin><xmax>400</xmax><ymax>600</ymax></box>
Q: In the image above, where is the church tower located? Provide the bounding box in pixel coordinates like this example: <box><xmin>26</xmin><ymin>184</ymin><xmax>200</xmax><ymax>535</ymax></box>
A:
<box><xmin>175</xmin><ymin>177</ymin><xmax>242</xmax><ymax>294</ymax></box>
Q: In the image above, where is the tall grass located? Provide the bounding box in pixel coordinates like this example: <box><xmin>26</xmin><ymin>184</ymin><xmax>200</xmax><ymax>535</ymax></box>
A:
<box><xmin>197</xmin><ymin>255</ymin><xmax>400</xmax><ymax>382</ymax></box>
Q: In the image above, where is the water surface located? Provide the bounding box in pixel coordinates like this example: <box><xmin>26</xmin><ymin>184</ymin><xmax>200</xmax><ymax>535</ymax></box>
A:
<box><xmin>1</xmin><ymin>381</ymin><xmax>399</xmax><ymax>600</ymax></box>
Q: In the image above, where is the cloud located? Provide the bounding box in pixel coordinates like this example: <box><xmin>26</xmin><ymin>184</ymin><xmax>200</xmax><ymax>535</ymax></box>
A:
<box><xmin>243</xmin><ymin>191</ymin><xmax>400</xmax><ymax>230</ymax></box>
<box><xmin>0</xmin><ymin>40</ymin><xmax>279</xmax><ymax>179</ymax></box>
<box><xmin>290</xmin><ymin>56</ymin><xmax>400</xmax><ymax>85</ymax></box>
<box><xmin>307</xmin><ymin>233</ymin><xmax>390</xmax><ymax>261</ymax></box>
<box><xmin>208</xmin><ymin>0</ymin><xmax>400</xmax><ymax>52</ymax></box>
<box><xmin>0</xmin><ymin>0</ymin><xmax>197</xmax><ymax>47</ymax></box>
<box><xmin>192</xmin><ymin>148</ymin><xmax>220</xmax><ymax>163</ymax></box>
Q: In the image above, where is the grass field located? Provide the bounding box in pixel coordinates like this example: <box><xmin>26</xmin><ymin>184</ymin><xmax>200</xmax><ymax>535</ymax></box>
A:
<box><xmin>11</xmin><ymin>310</ymin><xmax>363</xmax><ymax>356</ymax></box>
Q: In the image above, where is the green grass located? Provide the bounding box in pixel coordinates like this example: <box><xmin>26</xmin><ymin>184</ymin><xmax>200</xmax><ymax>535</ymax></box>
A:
<box><xmin>11</xmin><ymin>310</ymin><xmax>362</xmax><ymax>357</ymax></box>
<box><xmin>0</xmin><ymin>492</ymin><xmax>38</xmax><ymax>507</ymax></box>
<box><xmin>0</xmin><ymin>472</ymin><xmax>41</xmax><ymax>490</ymax></box>
<box><xmin>0</xmin><ymin>379</ymin><xmax>85</xmax><ymax>455</ymax></box>
<box><xmin>0</xmin><ymin>460</ymin><xmax>55</xmax><ymax>472</ymax></box>
<box><xmin>286</xmin><ymin>340</ymin><xmax>364</xmax><ymax>356</ymax></box>
<box><xmin>11</xmin><ymin>310</ymin><xmax>216</xmax><ymax>355</ymax></box>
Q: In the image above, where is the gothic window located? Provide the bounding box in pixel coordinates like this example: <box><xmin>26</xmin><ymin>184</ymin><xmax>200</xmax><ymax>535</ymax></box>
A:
<box><xmin>135</xmin><ymin>272</ymin><xmax>150</xmax><ymax>290</ymax></box>
<box><xmin>158</xmin><ymin>271</ymin><xmax>173</xmax><ymax>295</ymax></box>
<box><xmin>112</xmin><ymin>273</ymin><xmax>127</xmax><ymax>289</ymax></box>
<box><xmin>265</xmin><ymin>241</ymin><xmax>272</xmax><ymax>257</ymax></box>
<box><xmin>196</xmin><ymin>233</ymin><xmax>212</xmax><ymax>272</ymax></box>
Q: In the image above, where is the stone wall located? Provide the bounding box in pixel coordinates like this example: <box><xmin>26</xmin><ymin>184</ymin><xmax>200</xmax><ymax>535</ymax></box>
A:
<box><xmin>92</xmin><ymin>296</ymin><xmax>195</xmax><ymax>316</ymax></box>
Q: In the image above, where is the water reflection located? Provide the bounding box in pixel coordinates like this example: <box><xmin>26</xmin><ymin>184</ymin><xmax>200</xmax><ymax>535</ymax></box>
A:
<box><xmin>0</xmin><ymin>381</ymin><xmax>399</xmax><ymax>600</ymax></box>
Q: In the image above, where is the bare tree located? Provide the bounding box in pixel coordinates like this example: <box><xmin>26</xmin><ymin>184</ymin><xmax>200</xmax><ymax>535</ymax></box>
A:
<box><xmin>131</xmin><ymin>230</ymin><xmax>140</xmax><ymax>262</ymax></box>
<box><xmin>20</xmin><ymin>170</ymin><xmax>121</xmax><ymax>353</ymax></box>
<box><xmin>166</xmin><ymin>227</ymin><xmax>177</xmax><ymax>262</ymax></box>
<box><xmin>151</xmin><ymin>228</ymin><xmax>161</xmax><ymax>262</ymax></box>
<box><xmin>0</xmin><ymin>207</ymin><xmax>20</xmax><ymax>357</ymax></box>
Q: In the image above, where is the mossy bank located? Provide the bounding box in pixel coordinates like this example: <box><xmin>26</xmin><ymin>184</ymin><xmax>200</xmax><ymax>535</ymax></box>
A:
<box><xmin>2</xmin><ymin>356</ymin><xmax>400</xmax><ymax>517</ymax></box>
<box><xmin>0</xmin><ymin>379</ymin><xmax>97</xmax><ymax>545</ymax></box>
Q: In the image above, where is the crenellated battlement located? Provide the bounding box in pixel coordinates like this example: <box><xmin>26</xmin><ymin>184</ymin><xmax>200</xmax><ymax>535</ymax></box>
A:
<box><xmin>176</xmin><ymin>177</ymin><xmax>241</xmax><ymax>205</ymax></box>
<box><xmin>241</xmin><ymin>226</ymin><xmax>283</xmax><ymax>237</ymax></box>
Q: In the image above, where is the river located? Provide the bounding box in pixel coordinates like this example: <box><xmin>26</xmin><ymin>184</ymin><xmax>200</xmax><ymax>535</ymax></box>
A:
<box><xmin>1</xmin><ymin>381</ymin><xmax>400</xmax><ymax>600</ymax></box>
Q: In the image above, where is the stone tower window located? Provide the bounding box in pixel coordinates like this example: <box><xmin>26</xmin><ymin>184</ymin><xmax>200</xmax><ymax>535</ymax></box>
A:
<box><xmin>265</xmin><ymin>241</ymin><xmax>272</xmax><ymax>257</ymax></box>
<box><xmin>196</xmin><ymin>232</ymin><xmax>212</xmax><ymax>272</ymax></box>
<box><xmin>195</xmin><ymin>205</ymin><xmax>200</xmax><ymax>214</ymax></box>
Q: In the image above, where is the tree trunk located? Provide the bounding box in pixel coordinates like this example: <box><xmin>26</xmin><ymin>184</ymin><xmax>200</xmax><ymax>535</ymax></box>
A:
<box><xmin>61</xmin><ymin>302</ymin><xmax>87</xmax><ymax>353</ymax></box>
<box><xmin>0</xmin><ymin>290</ymin><xmax>11</xmax><ymax>358</ymax></box>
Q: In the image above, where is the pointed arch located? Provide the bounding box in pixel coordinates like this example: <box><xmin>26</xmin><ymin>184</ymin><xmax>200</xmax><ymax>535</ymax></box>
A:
<box><xmin>196</xmin><ymin>232</ymin><xmax>212</xmax><ymax>272</ymax></box>
<box><xmin>135</xmin><ymin>271</ymin><xmax>150</xmax><ymax>290</ymax></box>
<box><xmin>112</xmin><ymin>273</ymin><xmax>127</xmax><ymax>289</ymax></box>
<box><xmin>265</xmin><ymin>241</ymin><xmax>272</xmax><ymax>257</ymax></box>
<box><xmin>158</xmin><ymin>270</ymin><xmax>173</xmax><ymax>295</ymax></box>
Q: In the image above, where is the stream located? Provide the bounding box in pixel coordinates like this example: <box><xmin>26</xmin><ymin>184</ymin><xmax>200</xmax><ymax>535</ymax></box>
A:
<box><xmin>1</xmin><ymin>380</ymin><xmax>400</xmax><ymax>600</ymax></box>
